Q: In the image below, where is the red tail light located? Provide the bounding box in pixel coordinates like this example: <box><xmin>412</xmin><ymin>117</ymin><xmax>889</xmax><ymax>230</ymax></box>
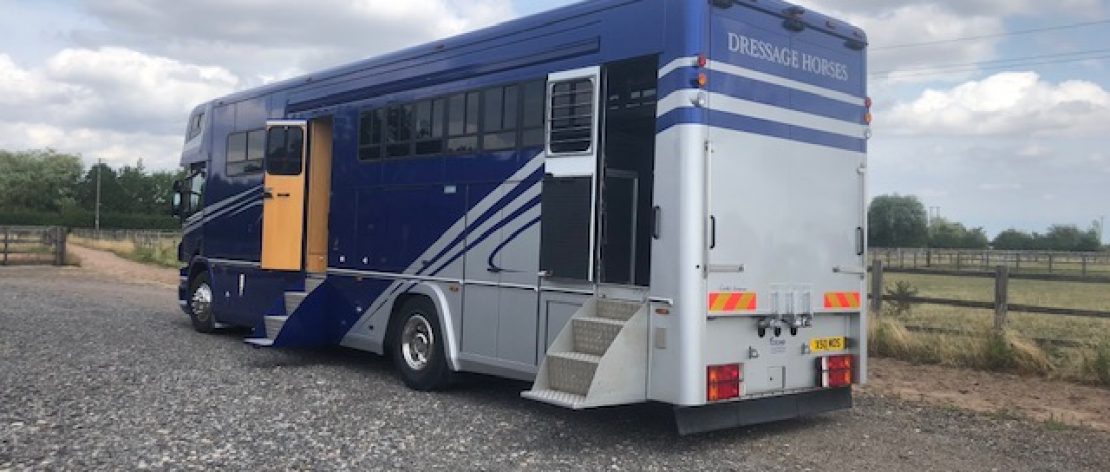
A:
<box><xmin>817</xmin><ymin>355</ymin><xmax>853</xmax><ymax>388</ymax></box>
<box><xmin>707</xmin><ymin>364</ymin><xmax>743</xmax><ymax>402</ymax></box>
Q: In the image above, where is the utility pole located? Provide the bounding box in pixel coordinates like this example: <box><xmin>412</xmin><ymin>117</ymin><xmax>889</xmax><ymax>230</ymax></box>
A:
<box><xmin>95</xmin><ymin>158</ymin><xmax>102</xmax><ymax>231</ymax></box>
<box><xmin>1100</xmin><ymin>215</ymin><xmax>1106</xmax><ymax>245</ymax></box>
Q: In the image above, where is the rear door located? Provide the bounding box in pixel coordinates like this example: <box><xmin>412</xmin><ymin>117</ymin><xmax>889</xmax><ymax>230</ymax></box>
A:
<box><xmin>704</xmin><ymin>6</ymin><xmax>868</xmax><ymax>393</ymax></box>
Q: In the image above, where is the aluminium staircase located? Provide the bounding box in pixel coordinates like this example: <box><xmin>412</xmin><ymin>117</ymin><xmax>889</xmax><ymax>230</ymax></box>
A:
<box><xmin>522</xmin><ymin>297</ymin><xmax>648</xmax><ymax>409</ymax></box>
<box><xmin>245</xmin><ymin>274</ymin><xmax>326</xmax><ymax>347</ymax></box>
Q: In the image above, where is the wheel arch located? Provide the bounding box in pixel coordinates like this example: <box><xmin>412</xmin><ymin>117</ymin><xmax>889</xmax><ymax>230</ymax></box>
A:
<box><xmin>384</xmin><ymin>282</ymin><xmax>461</xmax><ymax>372</ymax></box>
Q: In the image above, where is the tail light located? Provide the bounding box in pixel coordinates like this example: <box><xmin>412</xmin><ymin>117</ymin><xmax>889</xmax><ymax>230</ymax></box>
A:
<box><xmin>707</xmin><ymin>363</ymin><xmax>743</xmax><ymax>401</ymax></box>
<box><xmin>817</xmin><ymin>355</ymin><xmax>853</xmax><ymax>388</ymax></box>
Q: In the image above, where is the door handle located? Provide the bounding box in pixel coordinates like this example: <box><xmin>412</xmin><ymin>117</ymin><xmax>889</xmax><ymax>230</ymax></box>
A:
<box><xmin>652</xmin><ymin>206</ymin><xmax>661</xmax><ymax>239</ymax></box>
<box><xmin>709</xmin><ymin>216</ymin><xmax>717</xmax><ymax>249</ymax></box>
<box><xmin>276</xmin><ymin>193</ymin><xmax>291</xmax><ymax>198</ymax></box>
<box><xmin>856</xmin><ymin>227</ymin><xmax>865</xmax><ymax>256</ymax></box>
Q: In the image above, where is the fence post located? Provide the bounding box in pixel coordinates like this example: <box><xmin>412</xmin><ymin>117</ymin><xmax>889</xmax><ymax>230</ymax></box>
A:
<box><xmin>870</xmin><ymin>259</ymin><xmax>883</xmax><ymax>313</ymax></box>
<box><xmin>2</xmin><ymin>226</ymin><xmax>8</xmax><ymax>266</ymax></box>
<box><xmin>1048</xmin><ymin>254</ymin><xmax>1054</xmax><ymax>273</ymax></box>
<box><xmin>926</xmin><ymin>248</ymin><xmax>932</xmax><ymax>267</ymax></box>
<box><xmin>994</xmin><ymin>266</ymin><xmax>1009</xmax><ymax>334</ymax></box>
<box><xmin>956</xmin><ymin>252</ymin><xmax>962</xmax><ymax>271</ymax></box>
<box><xmin>1082</xmin><ymin>255</ymin><xmax>1088</xmax><ymax>277</ymax></box>
<box><xmin>54</xmin><ymin>227</ymin><xmax>67</xmax><ymax>266</ymax></box>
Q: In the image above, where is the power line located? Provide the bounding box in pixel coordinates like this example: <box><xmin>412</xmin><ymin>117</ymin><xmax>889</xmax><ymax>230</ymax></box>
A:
<box><xmin>873</xmin><ymin>18</ymin><xmax>1110</xmax><ymax>50</ymax></box>
<box><xmin>873</xmin><ymin>53</ymin><xmax>1110</xmax><ymax>79</ymax></box>
<box><xmin>871</xmin><ymin>47</ymin><xmax>1110</xmax><ymax>76</ymax></box>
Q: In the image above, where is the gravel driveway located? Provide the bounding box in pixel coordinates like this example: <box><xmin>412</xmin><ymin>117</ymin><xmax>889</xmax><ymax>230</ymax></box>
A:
<box><xmin>2</xmin><ymin>265</ymin><xmax>1108</xmax><ymax>471</ymax></box>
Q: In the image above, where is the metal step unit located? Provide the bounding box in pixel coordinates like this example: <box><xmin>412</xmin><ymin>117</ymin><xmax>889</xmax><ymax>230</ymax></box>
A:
<box><xmin>522</xmin><ymin>296</ymin><xmax>648</xmax><ymax>409</ymax></box>
<box><xmin>245</xmin><ymin>274</ymin><xmax>326</xmax><ymax>347</ymax></box>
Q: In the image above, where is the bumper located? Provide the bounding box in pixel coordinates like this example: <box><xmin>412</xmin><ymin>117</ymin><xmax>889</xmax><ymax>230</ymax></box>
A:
<box><xmin>673</xmin><ymin>387</ymin><xmax>852</xmax><ymax>435</ymax></box>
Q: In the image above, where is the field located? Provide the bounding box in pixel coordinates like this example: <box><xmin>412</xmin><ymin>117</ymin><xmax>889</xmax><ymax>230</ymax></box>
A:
<box><xmin>874</xmin><ymin>272</ymin><xmax>1110</xmax><ymax>386</ymax></box>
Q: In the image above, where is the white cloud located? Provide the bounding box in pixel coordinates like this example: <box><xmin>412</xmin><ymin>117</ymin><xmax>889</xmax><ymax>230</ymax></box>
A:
<box><xmin>0</xmin><ymin>0</ymin><xmax>517</xmax><ymax>170</ymax></box>
<box><xmin>0</xmin><ymin>121</ymin><xmax>187</xmax><ymax>169</ymax></box>
<box><xmin>881</xmin><ymin>71</ymin><xmax>1110</xmax><ymax>136</ymax></box>
<box><xmin>804</xmin><ymin>0</ymin><xmax>1102</xmax><ymax>18</ymax></box>
<box><xmin>0</xmin><ymin>48</ymin><xmax>239</xmax><ymax>168</ymax></box>
<box><xmin>74</xmin><ymin>0</ymin><xmax>515</xmax><ymax>86</ymax></box>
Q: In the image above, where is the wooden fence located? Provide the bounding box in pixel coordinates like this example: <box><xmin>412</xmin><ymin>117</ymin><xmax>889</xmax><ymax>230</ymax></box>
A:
<box><xmin>69</xmin><ymin>228</ymin><xmax>181</xmax><ymax>250</ymax></box>
<box><xmin>871</xmin><ymin>248</ymin><xmax>1110</xmax><ymax>280</ymax></box>
<box><xmin>870</xmin><ymin>259</ymin><xmax>1110</xmax><ymax>347</ymax></box>
<box><xmin>0</xmin><ymin>226</ymin><xmax>67</xmax><ymax>266</ymax></box>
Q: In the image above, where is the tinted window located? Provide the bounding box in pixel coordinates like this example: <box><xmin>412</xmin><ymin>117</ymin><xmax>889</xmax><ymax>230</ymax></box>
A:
<box><xmin>386</xmin><ymin>105</ymin><xmax>413</xmax><ymax>157</ymax></box>
<box><xmin>521</xmin><ymin>80</ymin><xmax>545</xmax><ymax>129</ymax></box>
<box><xmin>446</xmin><ymin>92</ymin><xmax>480</xmax><ymax>153</ymax></box>
<box><xmin>447</xmin><ymin>94</ymin><xmax>466</xmax><ymax>136</ymax></box>
<box><xmin>482</xmin><ymin>85</ymin><xmax>520</xmax><ymax>151</ymax></box>
<box><xmin>227</xmin><ymin>132</ymin><xmax>247</xmax><ymax>162</ymax></box>
<box><xmin>359</xmin><ymin>109</ymin><xmax>384</xmax><ymax>161</ymax></box>
<box><xmin>414</xmin><ymin>99</ymin><xmax>445</xmax><ymax>155</ymax></box>
<box><xmin>187</xmin><ymin>112</ymin><xmax>204</xmax><ymax>140</ymax></box>
<box><xmin>227</xmin><ymin>130</ymin><xmax>266</xmax><ymax>176</ymax></box>
<box><xmin>266</xmin><ymin>126</ymin><xmax>304</xmax><ymax>176</ymax></box>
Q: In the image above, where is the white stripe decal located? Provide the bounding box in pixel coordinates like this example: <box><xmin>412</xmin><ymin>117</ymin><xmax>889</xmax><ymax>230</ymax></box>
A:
<box><xmin>707</xmin><ymin>59</ymin><xmax>865</xmax><ymax>106</ymax></box>
<box><xmin>656</xmin><ymin>89</ymin><xmax>866</xmax><ymax>140</ymax></box>
<box><xmin>709</xmin><ymin>92</ymin><xmax>867</xmax><ymax>138</ymax></box>
<box><xmin>658</xmin><ymin>56</ymin><xmax>698</xmax><ymax>78</ymax></box>
<box><xmin>656</xmin><ymin>89</ymin><xmax>701</xmax><ymax>118</ymax></box>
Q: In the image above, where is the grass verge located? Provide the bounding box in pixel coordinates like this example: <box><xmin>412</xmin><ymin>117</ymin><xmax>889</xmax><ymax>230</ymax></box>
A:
<box><xmin>869</xmin><ymin>312</ymin><xmax>1110</xmax><ymax>386</ymax></box>
<box><xmin>69</xmin><ymin>236</ymin><xmax>179</xmax><ymax>268</ymax></box>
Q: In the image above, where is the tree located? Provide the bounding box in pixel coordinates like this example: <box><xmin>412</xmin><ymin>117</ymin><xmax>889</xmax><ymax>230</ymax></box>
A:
<box><xmin>929</xmin><ymin>217</ymin><xmax>989</xmax><ymax>249</ymax></box>
<box><xmin>0</xmin><ymin>149</ymin><xmax>82</xmax><ymax>212</ymax></box>
<box><xmin>1041</xmin><ymin>225</ymin><xmax>1100</xmax><ymax>252</ymax></box>
<box><xmin>993</xmin><ymin>229</ymin><xmax>1035</xmax><ymax>250</ymax></box>
<box><xmin>76</xmin><ymin>163</ymin><xmax>128</xmax><ymax>213</ymax></box>
<box><xmin>868</xmin><ymin>195</ymin><xmax>928</xmax><ymax>248</ymax></box>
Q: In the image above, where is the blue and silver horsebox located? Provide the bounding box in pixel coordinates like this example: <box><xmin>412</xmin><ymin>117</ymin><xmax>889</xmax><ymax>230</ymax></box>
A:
<box><xmin>172</xmin><ymin>0</ymin><xmax>870</xmax><ymax>434</ymax></box>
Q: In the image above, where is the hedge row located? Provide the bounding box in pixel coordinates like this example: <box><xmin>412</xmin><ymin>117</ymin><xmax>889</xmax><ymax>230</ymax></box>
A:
<box><xmin>0</xmin><ymin>210</ymin><xmax>180</xmax><ymax>230</ymax></box>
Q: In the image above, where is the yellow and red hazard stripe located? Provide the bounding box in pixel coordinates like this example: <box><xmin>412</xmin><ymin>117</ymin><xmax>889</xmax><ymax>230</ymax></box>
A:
<box><xmin>823</xmin><ymin>292</ymin><xmax>862</xmax><ymax>309</ymax></box>
<box><xmin>708</xmin><ymin>292</ymin><xmax>758</xmax><ymax>313</ymax></box>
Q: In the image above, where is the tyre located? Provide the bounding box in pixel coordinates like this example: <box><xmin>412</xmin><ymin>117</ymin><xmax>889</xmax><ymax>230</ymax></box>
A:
<box><xmin>390</xmin><ymin>297</ymin><xmax>453</xmax><ymax>391</ymax></box>
<box><xmin>187</xmin><ymin>271</ymin><xmax>217</xmax><ymax>333</ymax></box>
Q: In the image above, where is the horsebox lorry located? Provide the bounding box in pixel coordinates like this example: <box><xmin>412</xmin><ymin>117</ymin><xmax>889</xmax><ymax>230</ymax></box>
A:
<box><xmin>171</xmin><ymin>0</ymin><xmax>870</xmax><ymax>434</ymax></box>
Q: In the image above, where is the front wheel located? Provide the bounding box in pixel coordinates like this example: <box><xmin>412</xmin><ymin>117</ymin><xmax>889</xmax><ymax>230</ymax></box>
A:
<box><xmin>390</xmin><ymin>298</ymin><xmax>453</xmax><ymax>391</ymax></box>
<box><xmin>187</xmin><ymin>272</ymin><xmax>216</xmax><ymax>333</ymax></box>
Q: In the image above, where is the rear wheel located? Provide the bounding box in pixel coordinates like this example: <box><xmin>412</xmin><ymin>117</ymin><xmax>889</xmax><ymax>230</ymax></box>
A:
<box><xmin>390</xmin><ymin>298</ymin><xmax>453</xmax><ymax>391</ymax></box>
<box><xmin>188</xmin><ymin>272</ymin><xmax>216</xmax><ymax>333</ymax></box>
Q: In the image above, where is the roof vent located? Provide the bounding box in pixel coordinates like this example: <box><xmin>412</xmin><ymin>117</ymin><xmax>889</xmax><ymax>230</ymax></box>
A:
<box><xmin>782</xmin><ymin>6</ymin><xmax>806</xmax><ymax>32</ymax></box>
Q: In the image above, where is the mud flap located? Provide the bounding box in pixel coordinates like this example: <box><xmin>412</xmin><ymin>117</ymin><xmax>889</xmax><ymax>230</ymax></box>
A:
<box><xmin>673</xmin><ymin>388</ymin><xmax>852</xmax><ymax>435</ymax></box>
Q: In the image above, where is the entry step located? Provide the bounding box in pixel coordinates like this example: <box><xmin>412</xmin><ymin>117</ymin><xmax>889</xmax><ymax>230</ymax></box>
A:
<box><xmin>520</xmin><ymin>389</ymin><xmax>589</xmax><ymax>409</ymax></box>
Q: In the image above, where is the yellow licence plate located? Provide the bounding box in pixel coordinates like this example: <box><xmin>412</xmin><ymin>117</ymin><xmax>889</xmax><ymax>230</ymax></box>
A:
<box><xmin>810</xmin><ymin>336</ymin><xmax>846</xmax><ymax>353</ymax></box>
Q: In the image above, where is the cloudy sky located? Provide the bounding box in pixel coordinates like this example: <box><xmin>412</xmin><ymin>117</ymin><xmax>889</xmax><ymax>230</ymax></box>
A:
<box><xmin>0</xmin><ymin>0</ymin><xmax>1107</xmax><ymax>240</ymax></box>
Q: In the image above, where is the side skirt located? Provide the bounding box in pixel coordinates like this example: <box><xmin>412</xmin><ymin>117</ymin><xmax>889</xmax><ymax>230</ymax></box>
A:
<box><xmin>673</xmin><ymin>388</ymin><xmax>852</xmax><ymax>435</ymax></box>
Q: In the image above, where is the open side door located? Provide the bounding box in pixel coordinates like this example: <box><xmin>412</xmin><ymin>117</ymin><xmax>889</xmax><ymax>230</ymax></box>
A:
<box><xmin>539</xmin><ymin>66</ymin><xmax>601</xmax><ymax>281</ymax></box>
<box><xmin>261</xmin><ymin>120</ymin><xmax>308</xmax><ymax>271</ymax></box>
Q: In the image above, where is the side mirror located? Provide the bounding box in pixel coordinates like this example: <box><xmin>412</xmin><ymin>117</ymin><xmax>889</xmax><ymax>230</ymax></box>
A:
<box><xmin>170</xmin><ymin>181</ymin><xmax>183</xmax><ymax>217</ymax></box>
<box><xmin>171</xmin><ymin>192</ymin><xmax>183</xmax><ymax>217</ymax></box>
